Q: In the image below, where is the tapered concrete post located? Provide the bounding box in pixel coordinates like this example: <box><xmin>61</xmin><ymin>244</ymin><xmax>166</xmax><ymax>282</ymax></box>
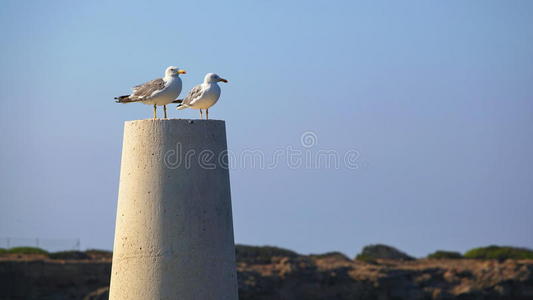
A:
<box><xmin>109</xmin><ymin>119</ymin><xmax>238</xmax><ymax>300</ymax></box>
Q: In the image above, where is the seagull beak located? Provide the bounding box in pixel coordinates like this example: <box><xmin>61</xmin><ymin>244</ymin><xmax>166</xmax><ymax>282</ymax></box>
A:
<box><xmin>177</xmin><ymin>69</ymin><xmax>187</xmax><ymax>74</ymax></box>
<box><xmin>219</xmin><ymin>78</ymin><xmax>228</xmax><ymax>83</ymax></box>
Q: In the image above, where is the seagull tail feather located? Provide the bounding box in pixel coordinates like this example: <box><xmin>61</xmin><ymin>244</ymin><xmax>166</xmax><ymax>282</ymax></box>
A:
<box><xmin>114</xmin><ymin>95</ymin><xmax>141</xmax><ymax>104</ymax></box>
<box><xmin>176</xmin><ymin>104</ymin><xmax>188</xmax><ymax>110</ymax></box>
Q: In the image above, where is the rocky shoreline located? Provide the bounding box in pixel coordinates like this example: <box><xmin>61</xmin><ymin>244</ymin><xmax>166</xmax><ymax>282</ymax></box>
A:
<box><xmin>1</xmin><ymin>247</ymin><xmax>532</xmax><ymax>300</ymax></box>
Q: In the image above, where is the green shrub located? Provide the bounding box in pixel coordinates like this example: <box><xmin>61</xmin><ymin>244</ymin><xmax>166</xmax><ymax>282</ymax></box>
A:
<box><xmin>0</xmin><ymin>248</ymin><xmax>7</xmax><ymax>254</ymax></box>
<box><xmin>7</xmin><ymin>247</ymin><xmax>48</xmax><ymax>255</ymax></box>
<box><xmin>355</xmin><ymin>253</ymin><xmax>377</xmax><ymax>264</ymax></box>
<box><xmin>85</xmin><ymin>249</ymin><xmax>113</xmax><ymax>259</ymax></box>
<box><xmin>464</xmin><ymin>246</ymin><xmax>533</xmax><ymax>260</ymax></box>
<box><xmin>310</xmin><ymin>251</ymin><xmax>350</xmax><ymax>261</ymax></box>
<box><xmin>427</xmin><ymin>250</ymin><xmax>463</xmax><ymax>259</ymax></box>
<box><xmin>355</xmin><ymin>244</ymin><xmax>414</xmax><ymax>261</ymax></box>
<box><xmin>236</xmin><ymin>244</ymin><xmax>298</xmax><ymax>264</ymax></box>
<box><xmin>49</xmin><ymin>251</ymin><xmax>90</xmax><ymax>260</ymax></box>
<box><xmin>85</xmin><ymin>249</ymin><xmax>112</xmax><ymax>255</ymax></box>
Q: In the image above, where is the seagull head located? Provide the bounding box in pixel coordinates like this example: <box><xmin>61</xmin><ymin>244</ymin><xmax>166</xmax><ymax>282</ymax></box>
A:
<box><xmin>204</xmin><ymin>73</ymin><xmax>228</xmax><ymax>84</ymax></box>
<box><xmin>165</xmin><ymin>66</ymin><xmax>186</xmax><ymax>78</ymax></box>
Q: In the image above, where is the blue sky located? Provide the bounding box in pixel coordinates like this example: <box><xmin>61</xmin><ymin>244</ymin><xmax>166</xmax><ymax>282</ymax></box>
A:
<box><xmin>0</xmin><ymin>0</ymin><xmax>532</xmax><ymax>257</ymax></box>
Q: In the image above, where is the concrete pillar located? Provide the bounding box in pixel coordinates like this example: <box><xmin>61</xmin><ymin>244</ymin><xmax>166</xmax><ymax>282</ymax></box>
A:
<box><xmin>109</xmin><ymin>119</ymin><xmax>238</xmax><ymax>300</ymax></box>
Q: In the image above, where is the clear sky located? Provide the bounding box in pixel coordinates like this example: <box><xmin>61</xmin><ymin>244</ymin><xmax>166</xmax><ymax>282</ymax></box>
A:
<box><xmin>0</xmin><ymin>0</ymin><xmax>532</xmax><ymax>257</ymax></box>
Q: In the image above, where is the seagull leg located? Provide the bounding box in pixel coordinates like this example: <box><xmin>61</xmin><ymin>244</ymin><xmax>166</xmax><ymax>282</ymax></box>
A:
<box><xmin>163</xmin><ymin>105</ymin><xmax>167</xmax><ymax>119</ymax></box>
<box><xmin>206</xmin><ymin>109</ymin><xmax>209</xmax><ymax>120</ymax></box>
<box><xmin>153</xmin><ymin>104</ymin><xmax>157</xmax><ymax>119</ymax></box>
<box><xmin>200</xmin><ymin>109</ymin><xmax>203</xmax><ymax>119</ymax></box>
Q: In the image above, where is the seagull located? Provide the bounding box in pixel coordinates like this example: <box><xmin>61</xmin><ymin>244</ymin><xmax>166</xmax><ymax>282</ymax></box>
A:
<box><xmin>115</xmin><ymin>66</ymin><xmax>186</xmax><ymax>119</ymax></box>
<box><xmin>176</xmin><ymin>73</ymin><xmax>228</xmax><ymax>120</ymax></box>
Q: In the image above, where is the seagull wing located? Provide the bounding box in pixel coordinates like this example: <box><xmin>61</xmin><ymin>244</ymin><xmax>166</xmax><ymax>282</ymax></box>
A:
<box><xmin>130</xmin><ymin>78</ymin><xmax>166</xmax><ymax>100</ymax></box>
<box><xmin>182</xmin><ymin>84</ymin><xmax>205</xmax><ymax>106</ymax></box>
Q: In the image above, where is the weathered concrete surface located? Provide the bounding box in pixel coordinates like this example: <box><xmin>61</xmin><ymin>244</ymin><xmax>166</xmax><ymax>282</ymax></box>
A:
<box><xmin>109</xmin><ymin>119</ymin><xmax>238</xmax><ymax>300</ymax></box>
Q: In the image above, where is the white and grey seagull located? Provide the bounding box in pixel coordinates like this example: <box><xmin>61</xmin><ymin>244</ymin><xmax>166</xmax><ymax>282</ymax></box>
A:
<box><xmin>115</xmin><ymin>66</ymin><xmax>186</xmax><ymax>119</ymax></box>
<box><xmin>176</xmin><ymin>73</ymin><xmax>228</xmax><ymax>120</ymax></box>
